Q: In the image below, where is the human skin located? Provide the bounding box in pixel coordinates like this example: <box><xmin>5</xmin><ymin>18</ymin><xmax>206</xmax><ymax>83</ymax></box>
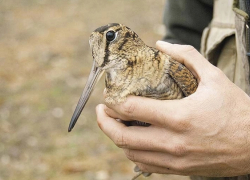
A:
<box><xmin>95</xmin><ymin>41</ymin><xmax>250</xmax><ymax>177</ymax></box>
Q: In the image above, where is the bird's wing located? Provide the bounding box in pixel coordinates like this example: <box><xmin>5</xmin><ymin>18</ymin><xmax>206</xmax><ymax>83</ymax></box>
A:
<box><xmin>168</xmin><ymin>58</ymin><xmax>198</xmax><ymax>96</ymax></box>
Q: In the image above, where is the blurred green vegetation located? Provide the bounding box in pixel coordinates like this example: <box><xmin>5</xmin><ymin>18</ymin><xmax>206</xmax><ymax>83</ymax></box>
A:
<box><xmin>0</xmin><ymin>0</ymin><xmax>190</xmax><ymax>180</ymax></box>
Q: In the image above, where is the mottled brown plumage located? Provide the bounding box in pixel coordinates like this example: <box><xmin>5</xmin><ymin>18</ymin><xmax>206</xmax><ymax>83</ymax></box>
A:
<box><xmin>90</xmin><ymin>23</ymin><xmax>197</xmax><ymax>104</ymax></box>
<box><xmin>68</xmin><ymin>23</ymin><xmax>198</xmax><ymax>179</ymax></box>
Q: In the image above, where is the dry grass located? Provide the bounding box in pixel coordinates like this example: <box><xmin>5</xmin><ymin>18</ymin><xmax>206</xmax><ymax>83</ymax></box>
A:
<box><xmin>0</xmin><ymin>0</ymin><xmax>190</xmax><ymax>179</ymax></box>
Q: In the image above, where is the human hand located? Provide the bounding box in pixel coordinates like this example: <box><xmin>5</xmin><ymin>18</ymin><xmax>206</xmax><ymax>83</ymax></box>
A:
<box><xmin>96</xmin><ymin>41</ymin><xmax>250</xmax><ymax>177</ymax></box>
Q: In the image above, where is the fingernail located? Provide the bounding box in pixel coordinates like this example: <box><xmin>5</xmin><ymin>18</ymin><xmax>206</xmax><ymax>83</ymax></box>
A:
<box><xmin>96</xmin><ymin>104</ymin><xmax>102</xmax><ymax>112</ymax></box>
<box><xmin>134</xmin><ymin>165</ymin><xmax>141</xmax><ymax>172</ymax></box>
<box><xmin>156</xmin><ymin>40</ymin><xmax>165</xmax><ymax>45</ymax></box>
<box><xmin>156</xmin><ymin>40</ymin><xmax>171</xmax><ymax>47</ymax></box>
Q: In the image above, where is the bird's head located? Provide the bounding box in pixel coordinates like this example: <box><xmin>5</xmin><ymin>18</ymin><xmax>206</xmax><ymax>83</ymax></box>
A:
<box><xmin>89</xmin><ymin>23</ymin><xmax>142</xmax><ymax>69</ymax></box>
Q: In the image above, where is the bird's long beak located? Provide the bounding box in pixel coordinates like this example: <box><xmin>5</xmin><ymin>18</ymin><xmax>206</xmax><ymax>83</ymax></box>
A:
<box><xmin>68</xmin><ymin>61</ymin><xmax>104</xmax><ymax>132</ymax></box>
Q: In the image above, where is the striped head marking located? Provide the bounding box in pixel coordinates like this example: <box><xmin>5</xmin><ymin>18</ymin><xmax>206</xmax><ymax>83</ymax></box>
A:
<box><xmin>89</xmin><ymin>23</ymin><xmax>141</xmax><ymax>69</ymax></box>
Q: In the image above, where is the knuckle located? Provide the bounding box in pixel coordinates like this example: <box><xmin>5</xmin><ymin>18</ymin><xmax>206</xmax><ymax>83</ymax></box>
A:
<box><xmin>171</xmin><ymin>162</ymin><xmax>187</xmax><ymax>172</ymax></box>
<box><xmin>124</xmin><ymin>149</ymin><xmax>136</xmax><ymax>161</ymax></box>
<box><xmin>206</xmin><ymin>66</ymin><xmax>225</xmax><ymax>83</ymax></box>
<box><xmin>121</xmin><ymin>99</ymin><xmax>136</xmax><ymax>119</ymax></box>
<box><xmin>137</xmin><ymin>164</ymin><xmax>148</xmax><ymax>173</ymax></box>
<box><xmin>170</xmin><ymin>143</ymin><xmax>188</xmax><ymax>157</ymax></box>
<box><xmin>214</xmin><ymin>68</ymin><xmax>225</xmax><ymax>80</ymax></box>
<box><xmin>176</xmin><ymin>118</ymin><xmax>192</xmax><ymax>132</ymax></box>
<box><xmin>169</xmin><ymin>112</ymin><xmax>182</xmax><ymax>123</ymax></box>
<box><xmin>113</xmin><ymin>130</ymin><xmax>128</xmax><ymax>148</ymax></box>
<box><xmin>181</xmin><ymin>45</ymin><xmax>196</xmax><ymax>53</ymax></box>
<box><xmin>210</xmin><ymin>68</ymin><xmax>221</xmax><ymax>80</ymax></box>
<box><xmin>171</xmin><ymin>109</ymin><xmax>192</xmax><ymax>132</ymax></box>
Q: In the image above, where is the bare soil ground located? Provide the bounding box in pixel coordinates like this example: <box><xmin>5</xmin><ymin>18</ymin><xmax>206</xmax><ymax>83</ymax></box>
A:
<box><xmin>0</xmin><ymin>0</ymin><xmax>190</xmax><ymax>180</ymax></box>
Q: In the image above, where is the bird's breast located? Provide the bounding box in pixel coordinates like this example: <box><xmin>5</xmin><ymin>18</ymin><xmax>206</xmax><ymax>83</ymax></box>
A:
<box><xmin>104</xmin><ymin>57</ymin><xmax>184</xmax><ymax>104</ymax></box>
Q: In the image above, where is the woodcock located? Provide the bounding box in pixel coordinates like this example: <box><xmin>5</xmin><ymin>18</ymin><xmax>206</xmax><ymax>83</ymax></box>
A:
<box><xmin>68</xmin><ymin>23</ymin><xmax>198</xmax><ymax>179</ymax></box>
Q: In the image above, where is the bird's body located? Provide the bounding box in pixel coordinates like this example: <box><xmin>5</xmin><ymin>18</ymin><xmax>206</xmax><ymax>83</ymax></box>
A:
<box><xmin>69</xmin><ymin>23</ymin><xmax>198</xmax><ymax>179</ymax></box>
<box><xmin>104</xmin><ymin>44</ymin><xmax>185</xmax><ymax>103</ymax></box>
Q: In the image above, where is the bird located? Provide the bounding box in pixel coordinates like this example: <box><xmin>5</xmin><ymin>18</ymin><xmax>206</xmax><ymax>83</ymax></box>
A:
<box><xmin>68</xmin><ymin>23</ymin><xmax>198</xmax><ymax>179</ymax></box>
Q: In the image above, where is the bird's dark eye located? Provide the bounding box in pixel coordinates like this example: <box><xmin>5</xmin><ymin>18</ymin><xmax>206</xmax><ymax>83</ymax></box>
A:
<box><xmin>106</xmin><ymin>31</ymin><xmax>116</xmax><ymax>42</ymax></box>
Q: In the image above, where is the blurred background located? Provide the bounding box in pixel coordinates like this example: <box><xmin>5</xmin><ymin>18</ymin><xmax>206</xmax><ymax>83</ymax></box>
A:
<box><xmin>0</xmin><ymin>0</ymin><xmax>190</xmax><ymax>179</ymax></box>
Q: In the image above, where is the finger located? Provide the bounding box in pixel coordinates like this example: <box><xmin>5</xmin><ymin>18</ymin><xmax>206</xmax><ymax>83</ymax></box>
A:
<box><xmin>103</xmin><ymin>106</ymin><xmax>120</xmax><ymax>119</ymax></box>
<box><xmin>96</xmin><ymin>104</ymin><xmax>181</xmax><ymax>151</ymax></box>
<box><xmin>156</xmin><ymin>41</ymin><xmax>213</xmax><ymax>80</ymax></box>
<box><xmin>123</xmin><ymin>149</ymin><xmax>189</xmax><ymax>170</ymax></box>
<box><xmin>96</xmin><ymin>103</ymin><xmax>126</xmax><ymax>133</ymax></box>
<box><xmin>105</xmin><ymin>96</ymin><xmax>193</xmax><ymax>131</ymax></box>
<box><xmin>104</xmin><ymin>96</ymin><xmax>167</xmax><ymax>126</ymax></box>
<box><xmin>135</xmin><ymin>162</ymin><xmax>188</xmax><ymax>176</ymax></box>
